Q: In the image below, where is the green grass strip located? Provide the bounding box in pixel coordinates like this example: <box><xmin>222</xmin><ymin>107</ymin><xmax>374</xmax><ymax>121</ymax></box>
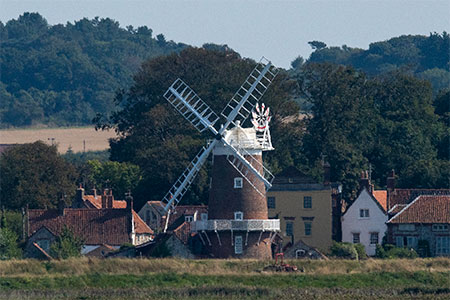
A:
<box><xmin>0</xmin><ymin>271</ymin><xmax>448</xmax><ymax>290</ymax></box>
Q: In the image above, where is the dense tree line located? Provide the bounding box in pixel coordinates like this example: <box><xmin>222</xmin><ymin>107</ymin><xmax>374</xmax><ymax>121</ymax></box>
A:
<box><xmin>0</xmin><ymin>12</ymin><xmax>186</xmax><ymax>127</ymax></box>
<box><xmin>304</xmin><ymin>33</ymin><xmax>450</xmax><ymax>93</ymax></box>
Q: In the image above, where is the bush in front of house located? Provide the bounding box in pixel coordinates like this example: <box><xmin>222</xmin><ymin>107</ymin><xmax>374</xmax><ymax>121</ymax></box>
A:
<box><xmin>353</xmin><ymin>243</ymin><xmax>367</xmax><ymax>259</ymax></box>
<box><xmin>0</xmin><ymin>228</ymin><xmax>22</xmax><ymax>259</ymax></box>
<box><xmin>50</xmin><ymin>226</ymin><xmax>84</xmax><ymax>259</ymax></box>
<box><xmin>330</xmin><ymin>242</ymin><xmax>359</xmax><ymax>260</ymax></box>
<box><xmin>375</xmin><ymin>243</ymin><xmax>418</xmax><ymax>259</ymax></box>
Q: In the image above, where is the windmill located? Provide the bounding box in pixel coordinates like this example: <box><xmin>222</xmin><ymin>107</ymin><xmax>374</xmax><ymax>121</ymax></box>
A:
<box><xmin>161</xmin><ymin>57</ymin><xmax>280</xmax><ymax>258</ymax></box>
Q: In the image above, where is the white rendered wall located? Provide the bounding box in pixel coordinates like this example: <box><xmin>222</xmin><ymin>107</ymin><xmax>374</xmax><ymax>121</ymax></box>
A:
<box><xmin>342</xmin><ymin>188</ymin><xmax>388</xmax><ymax>256</ymax></box>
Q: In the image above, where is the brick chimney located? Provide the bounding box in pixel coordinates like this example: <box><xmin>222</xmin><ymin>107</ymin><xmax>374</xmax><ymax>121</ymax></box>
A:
<box><xmin>359</xmin><ymin>170</ymin><xmax>372</xmax><ymax>193</ymax></box>
<box><xmin>386</xmin><ymin>169</ymin><xmax>396</xmax><ymax>210</ymax></box>
<box><xmin>91</xmin><ymin>187</ymin><xmax>97</xmax><ymax>198</ymax></box>
<box><xmin>75</xmin><ymin>184</ymin><xmax>85</xmax><ymax>208</ymax></box>
<box><xmin>101</xmin><ymin>189</ymin><xmax>108</xmax><ymax>208</ymax></box>
<box><xmin>125</xmin><ymin>192</ymin><xmax>133</xmax><ymax>212</ymax></box>
<box><xmin>107</xmin><ymin>189</ymin><xmax>114</xmax><ymax>208</ymax></box>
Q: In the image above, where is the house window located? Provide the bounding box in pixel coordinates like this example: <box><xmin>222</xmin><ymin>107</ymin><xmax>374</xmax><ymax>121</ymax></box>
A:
<box><xmin>234</xmin><ymin>211</ymin><xmax>243</xmax><ymax>221</ymax></box>
<box><xmin>235</xmin><ymin>235</ymin><xmax>243</xmax><ymax>254</ymax></box>
<box><xmin>304</xmin><ymin>222</ymin><xmax>312</xmax><ymax>236</ymax></box>
<box><xmin>399</xmin><ymin>224</ymin><xmax>415</xmax><ymax>231</ymax></box>
<box><xmin>432</xmin><ymin>224</ymin><xmax>449</xmax><ymax>231</ymax></box>
<box><xmin>234</xmin><ymin>177</ymin><xmax>243</xmax><ymax>188</ymax></box>
<box><xmin>370</xmin><ymin>232</ymin><xmax>379</xmax><ymax>244</ymax></box>
<box><xmin>436</xmin><ymin>237</ymin><xmax>450</xmax><ymax>255</ymax></box>
<box><xmin>201</xmin><ymin>213</ymin><xmax>208</xmax><ymax>221</ymax></box>
<box><xmin>286</xmin><ymin>222</ymin><xmax>293</xmax><ymax>236</ymax></box>
<box><xmin>395</xmin><ymin>236</ymin><xmax>404</xmax><ymax>247</ymax></box>
<box><xmin>359</xmin><ymin>209</ymin><xmax>370</xmax><ymax>218</ymax></box>
<box><xmin>267</xmin><ymin>197</ymin><xmax>276</xmax><ymax>209</ymax></box>
<box><xmin>185</xmin><ymin>215</ymin><xmax>193</xmax><ymax>222</ymax></box>
<box><xmin>303</xmin><ymin>196</ymin><xmax>312</xmax><ymax>209</ymax></box>
<box><xmin>352</xmin><ymin>233</ymin><xmax>360</xmax><ymax>244</ymax></box>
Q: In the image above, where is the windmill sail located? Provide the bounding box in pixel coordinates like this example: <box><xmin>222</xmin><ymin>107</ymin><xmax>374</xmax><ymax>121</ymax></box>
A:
<box><xmin>220</xmin><ymin>57</ymin><xmax>278</xmax><ymax>132</ymax></box>
<box><xmin>161</xmin><ymin>140</ymin><xmax>218</xmax><ymax>212</ymax></box>
<box><xmin>164</xmin><ymin>79</ymin><xmax>219</xmax><ymax>133</ymax></box>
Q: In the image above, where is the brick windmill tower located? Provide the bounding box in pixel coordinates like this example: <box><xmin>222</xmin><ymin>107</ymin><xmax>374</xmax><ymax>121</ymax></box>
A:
<box><xmin>161</xmin><ymin>58</ymin><xmax>280</xmax><ymax>258</ymax></box>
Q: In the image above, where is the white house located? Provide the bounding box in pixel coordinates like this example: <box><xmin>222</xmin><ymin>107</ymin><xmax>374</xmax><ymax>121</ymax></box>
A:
<box><xmin>342</xmin><ymin>187</ymin><xmax>388</xmax><ymax>256</ymax></box>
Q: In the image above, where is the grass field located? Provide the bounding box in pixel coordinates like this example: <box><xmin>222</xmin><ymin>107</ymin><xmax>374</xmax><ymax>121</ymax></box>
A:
<box><xmin>0</xmin><ymin>258</ymin><xmax>449</xmax><ymax>299</ymax></box>
<box><xmin>0</xmin><ymin>127</ymin><xmax>117</xmax><ymax>154</ymax></box>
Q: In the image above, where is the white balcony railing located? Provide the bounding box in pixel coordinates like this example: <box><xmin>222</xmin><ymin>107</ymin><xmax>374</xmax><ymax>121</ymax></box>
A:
<box><xmin>191</xmin><ymin>219</ymin><xmax>280</xmax><ymax>232</ymax></box>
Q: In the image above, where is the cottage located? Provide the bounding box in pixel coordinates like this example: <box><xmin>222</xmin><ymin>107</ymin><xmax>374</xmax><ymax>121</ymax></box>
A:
<box><xmin>387</xmin><ymin>195</ymin><xmax>450</xmax><ymax>257</ymax></box>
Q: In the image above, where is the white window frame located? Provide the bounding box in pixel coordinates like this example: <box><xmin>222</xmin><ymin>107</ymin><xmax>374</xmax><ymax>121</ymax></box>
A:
<box><xmin>234</xmin><ymin>211</ymin><xmax>243</xmax><ymax>221</ymax></box>
<box><xmin>234</xmin><ymin>177</ymin><xmax>243</xmax><ymax>189</ymax></box>
<box><xmin>432</xmin><ymin>224</ymin><xmax>449</xmax><ymax>232</ymax></box>
<box><xmin>185</xmin><ymin>215</ymin><xmax>193</xmax><ymax>222</ymax></box>
<box><xmin>234</xmin><ymin>235</ymin><xmax>243</xmax><ymax>254</ymax></box>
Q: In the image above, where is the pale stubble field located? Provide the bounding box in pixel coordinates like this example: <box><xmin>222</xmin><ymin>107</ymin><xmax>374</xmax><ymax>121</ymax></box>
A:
<box><xmin>0</xmin><ymin>127</ymin><xmax>117</xmax><ymax>153</ymax></box>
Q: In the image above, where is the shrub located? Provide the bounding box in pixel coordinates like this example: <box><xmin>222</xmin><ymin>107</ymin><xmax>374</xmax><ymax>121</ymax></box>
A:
<box><xmin>353</xmin><ymin>243</ymin><xmax>367</xmax><ymax>259</ymax></box>
<box><xmin>50</xmin><ymin>226</ymin><xmax>84</xmax><ymax>259</ymax></box>
<box><xmin>0</xmin><ymin>228</ymin><xmax>22</xmax><ymax>259</ymax></box>
<box><xmin>330</xmin><ymin>242</ymin><xmax>358</xmax><ymax>260</ymax></box>
<box><xmin>375</xmin><ymin>244</ymin><xmax>387</xmax><ymax>258</ymax></box>
<box><xmin>386</xmin><ymin>247</ymin><xmax>418</xmax><ymax>259</ymax></box>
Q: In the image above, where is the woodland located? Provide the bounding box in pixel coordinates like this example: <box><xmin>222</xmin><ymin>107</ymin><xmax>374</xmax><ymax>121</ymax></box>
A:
<box><xmin>0</xmin><ymin>13</ymin><xmax>449</xmax><ymax>211</ymax></box>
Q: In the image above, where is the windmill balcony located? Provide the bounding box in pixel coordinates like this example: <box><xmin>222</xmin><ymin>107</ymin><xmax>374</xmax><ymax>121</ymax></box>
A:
<box><xmin>191</xmin><ymin>219</ymin><xmax>280</xmax><ymax>232</ymax></box>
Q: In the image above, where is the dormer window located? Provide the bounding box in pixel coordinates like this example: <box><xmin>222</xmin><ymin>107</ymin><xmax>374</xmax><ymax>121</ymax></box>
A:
<box><xmin>185</xmin><ymin>215</ymin><xmax>193</xmax><ymax>222</ymax></box>
<box><xmin>234</xmin><ymin>211</ymin><xmax>243</xmax><ymax>220</ymax></box>
<box><xmin>234</xmin><ymin>177</ymin><xmax>243</xmax><ymax>189</ymax></box>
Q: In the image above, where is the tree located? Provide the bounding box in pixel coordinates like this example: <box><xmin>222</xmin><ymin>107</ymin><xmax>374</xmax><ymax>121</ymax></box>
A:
<box><xmin>0</xmin><ymin>141</ymin><xmax>78</xmax><ymax>209</ymax></box>
<box><xmin>308</xmin><ymin>41</ymin><xmax>327</xmax><ymax>50</ymax></box>
<box><xmin>86</xmin><ymin>160</ymin><xmax>142</xmax><ymax>199</ymax></box>
<box><xmin>0</xmin><ymin>228</ymin><xmax>22</xmax><ymax>259</ymax></box>
<box><xmin>50</xmin><ymin>226</ymin><xmax>84</xmax><ymax>259</ymax></box>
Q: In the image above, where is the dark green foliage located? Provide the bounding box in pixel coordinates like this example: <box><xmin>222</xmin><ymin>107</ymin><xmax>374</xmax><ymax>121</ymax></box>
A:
<box><xmin>353</xmin><ymin>243</ymin><xmax>367</xmax><ymax>260</ymax></box>
<box><xmin>307</xmin><ymin>32</ymin><xmax>450</xmax><ymax>93</ymax></box>
<box><xmin>62</xmin><ymin>150</ymin><xmax>110</xmax><ymax>166</ymax></box>
<box><xmin>417</xmin><ymin>240</ymin><xmax>431</xmax><ymax>258</ymax></box>
<box><xmin>375</xmin><ymin>243</ymin><xmax>418</xmax><ymax>259</ymax></box>
<box><xmin>150</xmin><ymin>241</ymin><xmax>172</xmax><ymax>258</ymax></box>
<box><xmin>330</xmin><ymin>242</ymin><xmax>359</xmax><ymax>260</ymax></box>
<box><xmin>0</xmin><ymin>12</ymin><xmax>187</xmax><ymax>127</ymax></box>
<box><xmin>85</xmin><ymin>160</ymin><xmax>142</xmax><ymax>199</ymax></box>
<box><xmin>99</xmin><ymin>47</ymin><xmax>299</xmax><ymax>207</ymax></box>
<box><xmin>50</xmin><ymin>226</ymin><xmax>84</xmax><ymax>259</ymax></box>
<box><xmin>0</xmin><ymin>141</ymin><xmax>78</xmax><ymax>209</ymax></box>
<box><xmin>0</xmin><ymin>228</ymin><xmax>22</xmax><ymax>259</ymax></box>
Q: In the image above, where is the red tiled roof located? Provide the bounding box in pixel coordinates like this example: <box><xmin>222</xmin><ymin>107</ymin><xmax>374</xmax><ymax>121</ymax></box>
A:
<box><xmin>373</xmin><ymin>190</ymin><xmax>387</xmax><ymax>211</ymax></box>
<box><xmin>132</xmin><ymin>210</ymin><xmax>153</xmax><ymax>234</ymax></box>
<box><xmin>173</xmin><ymin>221</ymin><xmax>191</xmax><ymax>244</ymax></box>
<box><xmin>28</xmin><ymin>208</ymin><xmax>132</xmax><ymax>246</ymax></box>
<box><xmin>388</xmin><ymin>189</ymin><xmax>450</xmax><ymax>209</ymax></box>
<box><xmin>388</xmin><ymin>195</ymin><xmax>450</xmax><ymax>224</ymax></box>
<box><xmin>83</xmin><ymin>195</ymin><xmax>127</xmax><ymax>209</ymax></box>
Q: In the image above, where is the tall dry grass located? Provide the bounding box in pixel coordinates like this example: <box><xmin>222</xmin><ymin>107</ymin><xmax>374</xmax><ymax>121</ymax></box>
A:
<box><xmin>0</xmin><ymin>257</ymin><xmax>449</xmax><ymax>277</ymax></box>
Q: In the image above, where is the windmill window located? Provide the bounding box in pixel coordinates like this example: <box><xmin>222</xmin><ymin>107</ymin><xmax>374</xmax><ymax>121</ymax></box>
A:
<box><xmin>185</xmin><ymin>215</ymin><xmax>193</xmax><ymax>222</ymax></box>
<box><xmin>234</xmin><ymin>177</ymin><xmax>243</xmax><ymax>188</ymax></box>
<box><xmin>286</xmin><ymin>222</ymin><xmax>293</xmax><ymax>236</ymax></box>
<box><xmin>234</xmin><ymin>211</ymin><xmax>243</xmax><ymax>220</ymax></box>
<box><xmin>235</xmin><ymin>236</ymin><xmax>243</xmax><ymax>254</ymax></box>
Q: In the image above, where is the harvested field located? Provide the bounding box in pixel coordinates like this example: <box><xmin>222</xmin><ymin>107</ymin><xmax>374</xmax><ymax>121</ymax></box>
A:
<box><xmin>0</xmin><ymin>127</ymin><xmax>117</xmax><ymax>153</ymax></box>
<box><xmin>0</xmin><ymin>258</ymin><xmax>449</xmax><ymax>299</ymax></box>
